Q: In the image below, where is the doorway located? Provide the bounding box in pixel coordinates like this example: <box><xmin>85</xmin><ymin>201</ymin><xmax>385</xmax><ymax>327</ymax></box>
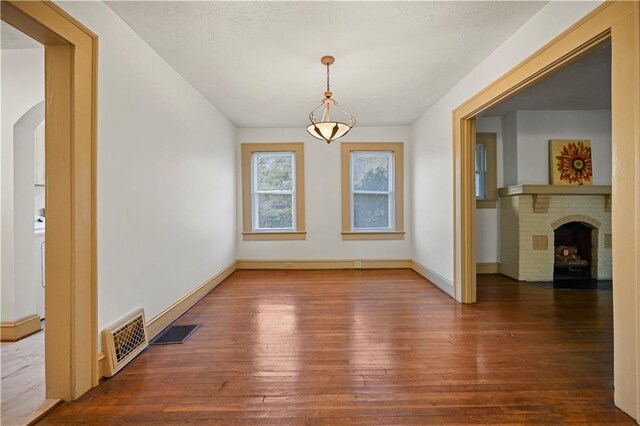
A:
<box><xmin>1</xmin><ymin>0</ymin><xmax>98</xmax><ymax>411</ymax></box>
<box><xmin>453</xmin><ymin>1</ymin><xmax>639</xmax><ymax>419</ymax></box>
<box><xmin>0</xmin><ymin>24</ymin><xmax>48</xmax><ymax>421</ymax></box>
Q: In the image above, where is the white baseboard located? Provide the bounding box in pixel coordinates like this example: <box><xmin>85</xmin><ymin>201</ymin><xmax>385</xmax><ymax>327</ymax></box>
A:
<box><xmin>411</xmin><ymin>260</ymin><xmax>455</xmax><ymax>297</ymax></box>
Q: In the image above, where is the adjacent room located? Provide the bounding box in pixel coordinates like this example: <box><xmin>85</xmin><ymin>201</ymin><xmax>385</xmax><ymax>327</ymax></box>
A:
<box><xmin>1</xmin><ymin>1</ymin><xmax>639</xmax><ymax>425</ymax></box>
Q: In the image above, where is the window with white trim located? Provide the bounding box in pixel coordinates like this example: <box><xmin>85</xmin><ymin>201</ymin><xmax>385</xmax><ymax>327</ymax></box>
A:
<box><xmin>251</xmin><ymin>152</ymin><xmax>296</xmax><ymax>232</ymax></box>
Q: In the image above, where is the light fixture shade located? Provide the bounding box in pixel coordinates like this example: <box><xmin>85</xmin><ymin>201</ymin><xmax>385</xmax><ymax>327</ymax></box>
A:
<box><xmin>307</xmin><ymin>97</ymin><xmax>355</xmax><ymax>143</ymax></box>
<box><xmin>307</xmin><ymin>55</ymin><xmax>356</xmax><ymax>143</ymax></box>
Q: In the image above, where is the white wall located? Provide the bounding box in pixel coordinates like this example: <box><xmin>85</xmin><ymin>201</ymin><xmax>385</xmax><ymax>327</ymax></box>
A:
<box><xmin>1</xmin><ymin>48</ymin><xmax>44</xmax><ymax>322</ymax></box>
<box><xmin>502</xmin><ymin>111</ymin><xmax>518</xmax><ymax>186</ymax></box>
<box><xmin>475</xmin><ymin>110</ymin><xmax>611</xmax><ymax>263</ymax></box>
<box><xmin>475</xmin><ymin>117</ymin><xmax>503</xmax><ymax>263</ymax></box>
<box><xmin>411</xmin><ymin>1</ymin><xmax>603</xmax><ymax>286</ymax></box>
<box><xmin>236</xmin><ymin>126</ymin><xmax>412</xmax><ymax>260</ymax></box>
<box><xmin>57</xmin><ymin>1</ymin><xmax>237</xmax><ymax>337</ymax></box>
<box><xmin>515</xmin><ymin>110</ymin><xmax>611</xmax><ymax>185</ymax></box>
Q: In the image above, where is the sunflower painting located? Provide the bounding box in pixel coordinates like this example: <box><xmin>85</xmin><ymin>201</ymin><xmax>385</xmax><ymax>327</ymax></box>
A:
<box><xmin>549</xmin><ymin>139</ymin><xmax>593</xmax><ymax>185</ymax></box>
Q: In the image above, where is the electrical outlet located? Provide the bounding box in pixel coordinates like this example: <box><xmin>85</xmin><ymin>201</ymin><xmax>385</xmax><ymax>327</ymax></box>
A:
<box><xmin>285</xmin><ymin>263</ymin><xmax>293</xmax><ymax>269</ymax></box>
<box><xmin>354</xmin><ymin>261</ymin><xmax>362</xmax><ymax>269</ymax></box>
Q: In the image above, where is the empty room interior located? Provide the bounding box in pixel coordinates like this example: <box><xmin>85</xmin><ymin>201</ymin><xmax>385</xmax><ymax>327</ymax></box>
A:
<box><xmin>1</xmin><ymin>1</ymin><xmax>639</xmax><ymax>425</ymax></box>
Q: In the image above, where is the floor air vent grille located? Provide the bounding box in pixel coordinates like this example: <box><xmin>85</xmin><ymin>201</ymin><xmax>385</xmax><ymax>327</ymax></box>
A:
<box><xmin>103</xmin><ymin>308</ymin><xmax>149</xmax><ymax>377</ymax></box>
<box><xmin>151</xmin><ymin>324</ymin><xmax>200</xmax><ymax>345</ymax></box>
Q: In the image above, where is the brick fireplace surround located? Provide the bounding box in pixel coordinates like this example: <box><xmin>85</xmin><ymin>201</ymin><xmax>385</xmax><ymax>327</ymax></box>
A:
<box><xmin>498</xmin><ymin>185</ymin><xmax>612</xmax><ymax>282</ymax></box>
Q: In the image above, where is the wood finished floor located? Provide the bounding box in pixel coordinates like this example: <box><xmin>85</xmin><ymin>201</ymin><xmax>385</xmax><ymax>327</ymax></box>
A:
<box><xmin>1</xmin><ymin>328</ymin><xmax>60</xmax><ymax>426</ymax></box>
<box><xmin>40</xmin><ymin>270</ymin><xmax>634</xmax><ymax>425</ymax></box>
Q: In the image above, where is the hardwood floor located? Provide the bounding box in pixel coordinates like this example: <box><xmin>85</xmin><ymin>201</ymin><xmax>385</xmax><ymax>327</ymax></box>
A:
<box><xmin>1</xmin><ymin>328</ymin><xmax>61</xmax><ymax>426</ymax></box>
<box><xmin>39</xmin><ymin>270</ymin><xmax>633</xmax><ymax>424</ymax></box>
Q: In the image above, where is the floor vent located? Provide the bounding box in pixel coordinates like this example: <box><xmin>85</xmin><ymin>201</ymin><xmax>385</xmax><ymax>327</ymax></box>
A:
<box><xmin>151</xmin><ymin>324</ymin><xmax>200</xmax><ymax>345</ymax></box>
<box><xmin>102</xmin><ymin>308</ymin><xmax>149</xmax><ymax>377</ymax></box>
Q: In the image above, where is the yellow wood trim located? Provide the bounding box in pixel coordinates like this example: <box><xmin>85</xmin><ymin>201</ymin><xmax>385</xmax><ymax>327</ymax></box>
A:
<box><xmin>0</xmin><ymin>314</ymin><xmax>42</xmax><ymax>342</ymax></box>
<box><xmin>145</xmin><ymin>261</ymin><xmax>239</xmax><ymax>341</ymax></box>
<box><xmin>476</xmin><ymin>199</ymin><xmax>497</xmax><ymax>209</ymax></box>
<box><xmin>498</xmin><ymin>184</ymin><xmax>612</xmax><ymax>196</ymax></box>
<box><xmin>341</xmin><ymin>231</ymin><xmax>405</xmax><ymax>240</ymax></box>
<box><xmin>242</xmin><ymin>231</ymin><xmax>307</xmax><ymax>241</ymax></box>
<box><xmin>340</xmin><ymin>142</ymin><xmax>405</xmax><ymax>235</ymax></box>
<box><xmin>21</xmin><ymin>399</ymin><xmax>64</xmax><ymax>425</ymax></box>
<box><xmin>1</xmin><ymin>0</ymin><xmax>98</xmax><ymax>400</ymax></box>
<box><xmin>240</xmin><ymin>143</ymin><xmax>305</xmax><ymax>236</ymax></box>
<box><xmin>476</xmin><ymin>262</ymin><xmax>501</xmax><ymax>274</ymax></box>
<box><xmin>454</xmin><ymin>1</ymin><xmax>633</xmax><ymax>303</ymax></box>
<box><xmin>97</xmin><ymin>352</ymin><xmax>107</xmax><ymax>380</ymax></box>
<box><xmin>452</xmin><ymin>0</ymin><xmax>639</xmax><ymax>417</ymax></box>
<box><xmin>476</xmin><ymin>133</ymin><xmax>497</xmax><ymax>209</ymax></box>
<box><xmin>237</xmin><ymin>259</ymin><xmax>412</xmax><ymax>270</ymax></box>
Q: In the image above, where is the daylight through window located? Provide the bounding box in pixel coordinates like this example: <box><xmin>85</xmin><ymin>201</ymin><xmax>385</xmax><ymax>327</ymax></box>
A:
<box><xmin>341</xmin><ymin>142</ymin><xmax>404</xmax><ymax>240</ymax></box>
<box><xmin>351</xmin><ymin>152</ymin><xmax>394</xmax><ymax>231</ymax></box>
<box><xmin>252</xmin><ymin>152</ymin><xmax>296</xmax><ymax>231</ymax></box>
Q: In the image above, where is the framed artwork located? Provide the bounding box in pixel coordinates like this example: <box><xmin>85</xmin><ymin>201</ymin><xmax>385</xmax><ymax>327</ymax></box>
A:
<box><xmin>549</xmin><ymin>139</ymin><xmax>593</xmax><ymax>185</ymax></box>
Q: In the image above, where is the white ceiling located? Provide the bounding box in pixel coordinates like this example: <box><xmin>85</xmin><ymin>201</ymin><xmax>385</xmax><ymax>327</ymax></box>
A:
<box><xmin>105</xmin><ymin>1</ymin><xmax>547</xmax><ymax>128</ymax></box>
<box><xmin>1</xmin><ymin>21</ymin><xmax>42</xmax><ymax>50</ymax></box>
<box><xmin>482</xmin><ymin>42</ymin><xmax>611</xmax><ymax>117</ymax></box>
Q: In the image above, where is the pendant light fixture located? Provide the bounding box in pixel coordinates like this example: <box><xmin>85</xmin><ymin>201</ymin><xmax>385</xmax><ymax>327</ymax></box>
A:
<box><xmin>306</xmin><ymin>55</ymin><xmax>356</xmax><ymax>143</ymax></box>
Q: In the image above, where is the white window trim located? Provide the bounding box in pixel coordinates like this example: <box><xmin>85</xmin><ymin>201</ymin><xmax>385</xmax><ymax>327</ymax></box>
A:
<box><xmin>251</xmin><ymin>151</ymin><xmax>297</xmax><ymax>233</ymax></box>
<box><xmin>349</xmin><ymin>151</ymin><xmax>395</xmax><ymax>232</ymax></box>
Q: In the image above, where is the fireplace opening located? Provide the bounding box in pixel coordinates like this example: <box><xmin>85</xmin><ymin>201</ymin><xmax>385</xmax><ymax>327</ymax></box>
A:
<box><xmin>554</xmin><ymin>221</ymin><xmax>597</xmax><ymax>288</ymax></box>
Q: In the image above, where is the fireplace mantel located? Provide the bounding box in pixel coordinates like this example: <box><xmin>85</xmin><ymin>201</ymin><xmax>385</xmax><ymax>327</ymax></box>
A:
<box><xmin>498</xmin><ymin>185</ymin><xmax>611</xmax><ymax>214</ymax></box>
<box><xmin>498</xmin><ymin>184</ymin><xmax>611</xmax><ymax>197</ymax></box>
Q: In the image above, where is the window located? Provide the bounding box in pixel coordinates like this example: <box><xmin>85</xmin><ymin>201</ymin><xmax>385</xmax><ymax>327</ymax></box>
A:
<box><xmin>476</xmin><ymin>133</ymin><xmax>497</xmax><ymax>209</ymax></box>
<box><xmin>475</xmin><ymin>143</ymin><xmax>486</xmax><ymax>199</ymax></box>
<box><xmin>341</xmin><ymin>143</ymin><xmax>404</xmax><ymax>240</ymax></box>
<box><xmin>241</xmin><ymin>143</ymin><xmax>305</xmax><ymax>240</ymax></box>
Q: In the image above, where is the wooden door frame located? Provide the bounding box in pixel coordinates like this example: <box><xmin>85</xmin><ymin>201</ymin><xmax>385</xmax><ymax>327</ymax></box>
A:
<box><xmin>1</xmin><ymin>1</ymin><xmax>98</xmax><ymax>399</ymax></box>
<box><xmin>453</xmin><ymin>1</ymin><xmax>639</xmax><ymax>418</ymax></box>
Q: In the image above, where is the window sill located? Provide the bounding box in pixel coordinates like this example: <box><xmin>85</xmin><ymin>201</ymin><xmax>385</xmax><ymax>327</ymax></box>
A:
<box><xmin>477</xmin><ymin>199</ymin><xmax>497</xmax><ymax>209</ymax></box>
<box><xmin>242</xmin><ymin>231</ymin><xmax>306</xmax><ymax>241</ymax></box>
<box><xmin>341</xmin><ymin>231</ymin><xmax>405</xmax><ymax>241</ymax></box>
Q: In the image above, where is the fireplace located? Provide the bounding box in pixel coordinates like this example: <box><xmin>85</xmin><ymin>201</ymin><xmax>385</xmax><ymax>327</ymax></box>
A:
<box><xmin>553</xmin><ymin>221</ymin><xmax>597</xmax><ymax>287</ymax></box>
<box><xmin>498</xmin><ymin>185</ymin><xmax>612</xmax><ymax>283</ymax></box>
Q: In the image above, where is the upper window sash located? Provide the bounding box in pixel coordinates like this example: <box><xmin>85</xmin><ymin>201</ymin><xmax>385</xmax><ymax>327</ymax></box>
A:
<box><xmin>475</xmin><ymin>143</ymin><xmax>487</xmax><ymax>199</ymax></box>
<box><xmin>350</xmin><ymin>151</ymin><xmax>395</xmax><ymax>232</ymax></box>
<box><xmin>251</xmin><ymin>151</ymin><xmax>296</xmax><ymax>232</ymax></box>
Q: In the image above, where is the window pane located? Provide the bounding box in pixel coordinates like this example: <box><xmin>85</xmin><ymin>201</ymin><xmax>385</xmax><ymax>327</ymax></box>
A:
<box><xmin>475</xmin><ymin>144</ymin><xmax>485</xmax><ymax>172</ymax></box>
<box><xmin>257</xmin><ymin>154</ymin><xmax>293</xmax><ymax>190</ymax></box>
<box><xmin>258</xmin><ymin>193</ymin><xmax>293</xmax><ymax>229</ymax></box>
<box><xmin>352</xmin><ymin>154</ymin><xmax>389</xmax><ymax>191</ymax></box>
<box><xmin>353</xmin><ymin>193</ymin><xmax>389</xmax><ymax>229</ymax></box>
<box><xmin>475</xmin><ymin>144</ymin><xmax>486</xmax><ymax>199</ymax></box>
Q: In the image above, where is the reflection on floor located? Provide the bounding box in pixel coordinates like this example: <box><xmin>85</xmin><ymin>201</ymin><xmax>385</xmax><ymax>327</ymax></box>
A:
<box><xmin>41</xmin><ymin>270</ymin><xmax>634</xmax><ymax>424</ymax></box>
<box><xmin>1</xmin><ymin>327</ymin><xmax>59</xmax><ymax>426</ymax></box>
